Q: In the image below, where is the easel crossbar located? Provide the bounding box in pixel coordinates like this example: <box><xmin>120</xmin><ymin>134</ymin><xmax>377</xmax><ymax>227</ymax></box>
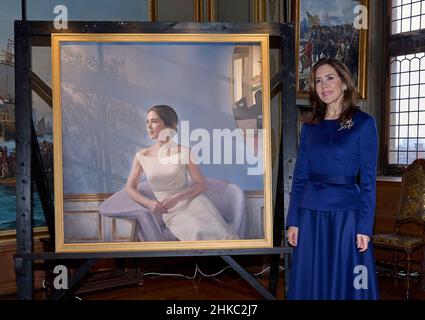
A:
<box><xmin>15</xmin><ymin>247</ymin><xmax>291</xmax><ymax>260</ymax></box>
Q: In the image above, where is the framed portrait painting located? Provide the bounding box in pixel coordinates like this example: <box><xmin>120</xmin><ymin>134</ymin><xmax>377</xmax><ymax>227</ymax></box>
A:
<box><xmin>293</xmin><ymin>0</ymin><xmax>369</xmax><ymax>98</ymax></box>
<box><xmin>52</xmin><ymin>33</ymin><xmax>273</xmax><ymax>252</ymax></box>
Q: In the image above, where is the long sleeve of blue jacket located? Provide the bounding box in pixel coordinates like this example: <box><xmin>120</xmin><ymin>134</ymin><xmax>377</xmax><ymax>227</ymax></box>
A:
<box><xmin>356</xmin><ymin>117</ymin><xmax>378</xmax><ymax>236</ymax></box>
<box><xmin>286</xmin><ymin>124</ymin><xmax>311</xmax><ymax>228</ymax></box>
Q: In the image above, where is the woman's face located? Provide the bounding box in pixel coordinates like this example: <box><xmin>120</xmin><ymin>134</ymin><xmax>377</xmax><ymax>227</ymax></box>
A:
<box><xmin>146</xmin><ymin>111</ymin><xmax>166</xmax><ymax>140</ymax></box>
<box><xmin>315</xmin><ymin>64</ymin><xmax>345</xmax><ymax>108</ymax></box>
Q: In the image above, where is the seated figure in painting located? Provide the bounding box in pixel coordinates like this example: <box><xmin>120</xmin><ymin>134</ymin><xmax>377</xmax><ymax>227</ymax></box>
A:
<box><xmin>99</xmin><ymin>105</ymin><xmax>240</xmax><ymax>241</ymax></box>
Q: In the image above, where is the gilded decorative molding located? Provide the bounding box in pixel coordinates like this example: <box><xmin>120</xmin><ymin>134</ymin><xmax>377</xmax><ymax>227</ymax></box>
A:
<box><xmin>194</xmin><ymin>0</ymin><xmax>204</xmax><ymax>22</ymax></box>
<box><xmin>0</xmin><ymin>227</ymin><xmax>49</xmax><ymax>245</ymax></box>
<box><xmin>207</xmin><ymin>0</ymin><xmax>216</xmax><ymax>22</ymax></box>
<box><xmin>260</xmin><ymin>0</ymin><xmax>267</xmax><ymax>22</ymax></box>
<box><xmin>64</xmin><ymin>193</ymin><xmax>112</xmax><ymax>202</ymax></box>
<box><xmin>148</xmin><ymin>0</ymin><xmax>158</xmax><ymax>22</ymax></box>
<box><xmin>245</xmin><ymin>190</ymin><xmax>264</xmax><ymax>197</ymax></box>
<box><xmin>252</xmin><ymin>0</ymin><xmax>266</xmax><ymax>22</ymax></box>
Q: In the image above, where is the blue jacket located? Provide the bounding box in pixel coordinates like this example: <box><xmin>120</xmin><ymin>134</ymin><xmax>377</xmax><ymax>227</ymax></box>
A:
<box><xmin>286</xmin><ymin>110</ymin><xmax>378</xmax><ymax>236</ymax></box>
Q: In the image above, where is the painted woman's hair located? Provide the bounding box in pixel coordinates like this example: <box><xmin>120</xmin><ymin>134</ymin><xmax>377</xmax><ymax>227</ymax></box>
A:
<box><xmin>148</xmin><ymin>105</ymin><xmax>178</xmax><ymax>130</ymax></box>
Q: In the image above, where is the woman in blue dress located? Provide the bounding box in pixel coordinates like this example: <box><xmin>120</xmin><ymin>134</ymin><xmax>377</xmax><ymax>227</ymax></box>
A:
<box><xmin>286</xmin><ymin>58</ymin><xmax>379</xmax><ymax>299</ymax></box>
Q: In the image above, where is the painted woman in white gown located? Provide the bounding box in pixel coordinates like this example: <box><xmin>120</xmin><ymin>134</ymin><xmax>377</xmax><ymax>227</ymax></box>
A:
<box><xmin>124</xmin><ymin>105</ymin><xmax>238</xmax><ymax>241</ymax></box>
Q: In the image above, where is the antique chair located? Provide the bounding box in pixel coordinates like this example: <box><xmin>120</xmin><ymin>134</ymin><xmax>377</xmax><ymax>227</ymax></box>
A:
<box><xmin>99</xmin><ymin>177</ymin><xmax>247</xmax><ymax>241</ymax></box>
<box><xmin>372</xmin><ymin>159</ymin><xmax>425</xmax><ymax>299</ymax></box>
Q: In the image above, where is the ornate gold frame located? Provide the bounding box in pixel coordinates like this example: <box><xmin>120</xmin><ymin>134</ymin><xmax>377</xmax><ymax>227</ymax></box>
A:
<box><xmin>292</xmin><ymin>0</ymin><xmax>369</xmax><ymax>99</ymax></box>
<box><xmin>52</xmin><ymin>33</ymin><xmax>273</xmax><ymax>252</ymax></box>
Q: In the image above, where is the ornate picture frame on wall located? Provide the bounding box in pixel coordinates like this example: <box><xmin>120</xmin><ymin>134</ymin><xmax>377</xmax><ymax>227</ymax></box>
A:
<box><xmin>293</xmin><ymin>0</ymin><xmax>369</xmax><ymax>98</ymax></box>
<box><xmin>51</xmin><ymin>33</ymin><xmax>273</xmax><ymax>252</ymax></box>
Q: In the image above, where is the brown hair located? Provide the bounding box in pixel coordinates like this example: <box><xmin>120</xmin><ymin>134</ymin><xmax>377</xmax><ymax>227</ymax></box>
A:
<box><xmin>148</xmin><ymin>105</ymin><xmax>178</xmax><ymax>130</ymax></box>
<box><xmin>305</xmin><ymin>58</ymin><xmax>359</xmax><ymax>124</ymax></box>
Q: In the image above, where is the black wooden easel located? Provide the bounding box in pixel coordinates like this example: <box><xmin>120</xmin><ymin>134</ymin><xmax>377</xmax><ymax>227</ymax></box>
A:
<box><xmin>13</xmin><ymin>20</ymin><xmax>297</xmax><ymax>300</ymax></box>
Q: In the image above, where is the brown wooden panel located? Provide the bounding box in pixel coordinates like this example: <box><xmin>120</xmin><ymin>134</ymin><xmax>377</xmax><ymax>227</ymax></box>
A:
<box><xmin>0</xmin><ymin>240</ymin><xmax>45</xmax><ymax>295</ymax></box>
<box><xmin>375</xmin><ymin>179</ymin><xmax>423</xmax><ymax>236</ymax></box>
<box><xmin>375</xmin><ymin>179</ymin><xmax>402</xmax><ymax>234</ymax></box>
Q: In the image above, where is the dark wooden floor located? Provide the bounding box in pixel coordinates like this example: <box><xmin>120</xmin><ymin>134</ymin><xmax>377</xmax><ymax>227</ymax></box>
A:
<box><xmin>1</xmin><ymin>258</ymin><xmax>424</xmax><ymax>300</ymax></box>
<box><xmin>75</xmin><ymin>270</ymin><xmax>425</xmax><ymax>300</ymax></box>
<box><xmin>80</xmin><ymin>271</ymin><xmax>282</xmax><ymax>300</ymax></box>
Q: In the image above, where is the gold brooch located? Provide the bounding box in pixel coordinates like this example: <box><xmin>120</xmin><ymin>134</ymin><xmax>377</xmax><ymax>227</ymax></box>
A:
<box><xmin>338</xmin><ymin>119</ymin><xmax>355</xmax><ymax>131</ymax></box>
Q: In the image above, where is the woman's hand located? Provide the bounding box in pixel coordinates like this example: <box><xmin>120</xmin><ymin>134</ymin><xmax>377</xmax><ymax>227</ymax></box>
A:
<box><xmin>146</xmin><ymin>200</ymin><xmax>166</xmax><ymax>214</ymax></box>
<box><xmin>356</xmin><ymin>234</ymin><xmax>370</xmax><ymax>252</ymax></box>
<box><xmin>287</xmin><ymin>226</ymin><xmax>299</xmax><ymax>247</ymax></box>
<box><xmin>161</xmin><ymin>194</ymin><xmax>182</xmax><ymax>212</ymax></box>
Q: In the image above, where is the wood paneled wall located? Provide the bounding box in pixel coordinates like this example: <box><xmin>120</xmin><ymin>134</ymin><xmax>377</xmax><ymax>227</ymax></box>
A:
<box><xmin>0</xmin><ymin>239</ymin><xmax>46</xmax><ymax>295</ymax></box>
<box><xmin>375</xmin><ymin>177</ymin><xmax>423</xmax><ymax>237</ymax></box>
<box><xmin>374</xmin><ymin>177</ymin><xmax>401</xmax><ymax>234</ymax></box>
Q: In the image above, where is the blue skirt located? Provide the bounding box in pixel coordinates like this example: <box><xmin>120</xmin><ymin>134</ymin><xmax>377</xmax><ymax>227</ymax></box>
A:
<box><xmin>287</xmin><ymin>208</ymin><xmax>379</xmax><ymax>300</ymax></box>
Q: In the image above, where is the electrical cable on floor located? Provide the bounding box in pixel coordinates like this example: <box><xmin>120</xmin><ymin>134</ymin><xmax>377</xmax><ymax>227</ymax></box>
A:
<box><xmin>41</xmin><ymin>264</ymin><xmax>287</xmax><ymax>299</ymax></box>
<box><xmin>252</xmin><ymin>266</ymin><xmax>270</xmax><ymax>276</ymax></box>
<box><xmin>196</xmin><ymin>265</ymin><xmax>232</xmax><ymax>277</ymax></box>
<box><xmin>144</xmin><ymin>263</ymin><xmax>286</xmax><ymax>279</ymax></box>
<box><xmin>252</xmin><ymin>265</ymin><xmax>286</xmax><ymax>276</ymax></box>
<box><xmin>143</xmin><ymin>271</ymin><xmax>197</xmax><ymax>280</ymax></box>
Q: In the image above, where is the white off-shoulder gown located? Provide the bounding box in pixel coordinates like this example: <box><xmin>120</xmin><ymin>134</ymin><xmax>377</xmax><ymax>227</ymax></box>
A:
<box><xmin>136</xmin><ymin>149</ymin><xmax>239</xmax><ymax>241</ymax></box>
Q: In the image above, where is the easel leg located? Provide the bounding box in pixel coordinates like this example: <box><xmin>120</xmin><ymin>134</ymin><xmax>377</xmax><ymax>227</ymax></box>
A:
<box><xmin>284</xmin><ymin>251</ymin><xmax>291</xmax><ymax>298</ymax></box>
<box><xmin>14</xmin><ymin>257</ymin><xmax>33</xmax><ymax>300</ymax></box>
<box><xmin>268</xmin><ymin>254</ymin><xmax>280</xmax><ymax>296</ymax></box>
<box><xmin>50</xmin><ymin>259</ymin><xmax>98</xmax><ymax>300</ymax></box>
<box><xmin>15</xmin><ymin>20</ymin><xmax>33</xmax><ymax>301</ymax></box>
<box><xmin>221</xmin><ymin>255</ymin><xmax>276</xmax><ymax>300</ymax></box>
